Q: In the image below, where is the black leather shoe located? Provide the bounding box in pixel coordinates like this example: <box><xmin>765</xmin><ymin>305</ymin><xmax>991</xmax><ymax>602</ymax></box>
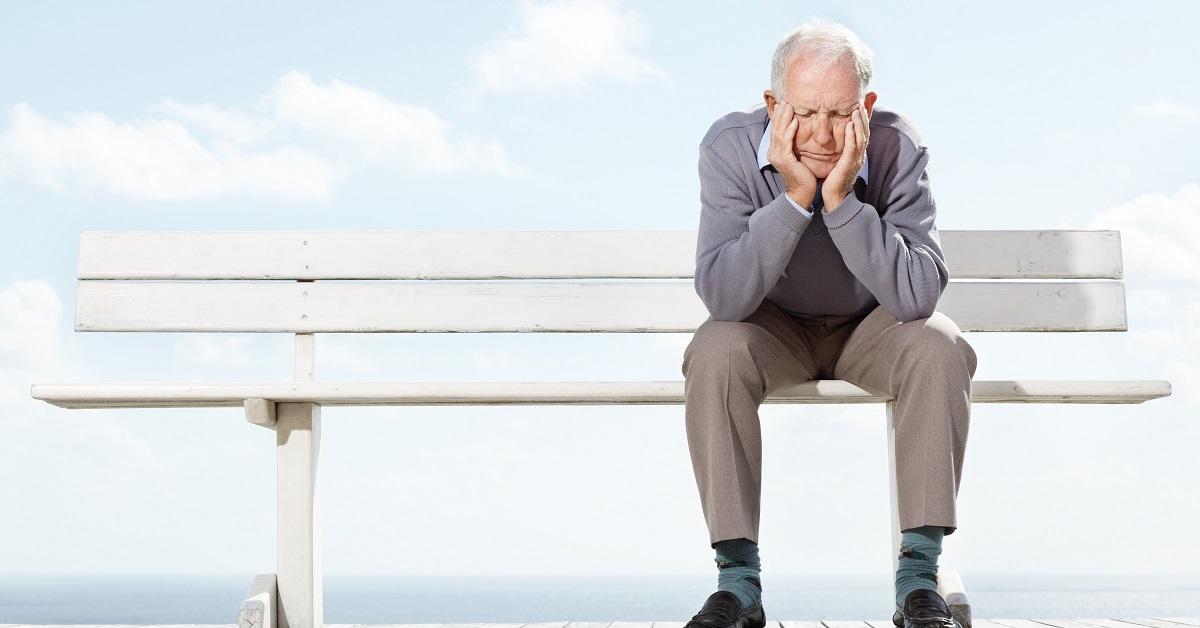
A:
<box><xmin>684</xmin><ymin>590</ymin><xmax>766</xmax><ymax>628</ymax></box>
<box><xmin>891</xmin><ymin>588</ymin><xmax>960</xmax><ymax>628</ymax></box>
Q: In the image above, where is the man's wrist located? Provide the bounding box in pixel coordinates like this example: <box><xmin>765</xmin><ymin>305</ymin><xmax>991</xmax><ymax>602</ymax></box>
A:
<box><xmin>786</xmin><ymin>188</ymin><xmax>815</xmax><ymax>210</ymax></box>
<box><xmin>823</xmin><ymin>189</ymin><xmax>853</xmax><ymax>213</ymax></box>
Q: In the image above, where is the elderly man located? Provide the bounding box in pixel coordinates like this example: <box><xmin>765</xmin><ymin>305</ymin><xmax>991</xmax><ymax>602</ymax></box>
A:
<box><xmin>681</xmin><ymin>18</ymin><xmax>977</xmax><ymax>628</ymax></box>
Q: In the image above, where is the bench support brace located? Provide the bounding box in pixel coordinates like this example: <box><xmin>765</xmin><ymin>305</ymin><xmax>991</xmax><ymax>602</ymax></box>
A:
<box><xmin>245</xmin><ymin>398</ymin><xmax>277</xmax><ymax>429</ymax></box>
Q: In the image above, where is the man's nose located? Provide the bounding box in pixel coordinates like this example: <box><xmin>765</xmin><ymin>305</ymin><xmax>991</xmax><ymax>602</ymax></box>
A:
<box><xmin>812</xmin><ymin>115</ymin><xmax>835</xmax><ymax>146</ymax></box>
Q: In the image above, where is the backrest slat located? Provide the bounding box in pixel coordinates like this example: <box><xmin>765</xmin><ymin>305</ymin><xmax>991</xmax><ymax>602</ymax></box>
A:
<box><xmin>75</xmin><ymin>280</ymin><xmax>1127</xmax><ymax>333</ymax></box>
<box><xmin>78</xmin><ymin>229</ymin><xmax>1123</xmax><ymax>280</ymax></box>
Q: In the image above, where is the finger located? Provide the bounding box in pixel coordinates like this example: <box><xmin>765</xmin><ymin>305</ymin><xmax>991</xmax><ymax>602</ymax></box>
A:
<box><xmin>852</xmin><ymin>108</ymin><xmax>866</xmax><ymax>150</ymax></box>
<box><xmin>839</xmin><ymin>121</ymin><xmax>855</xmax><ymax>170</ymax></box>
<box><xmin>860</xmin><ymin>102</ymin><xmax>870</xmax><ymax>143</ymax></box>
<box><xmin>773</xmin><ymin>101</ymin><xmax>792</xmax><ymax>140</ymax></box>
<box><xmin>784</xmin><ymin>115</ymin><xmax>801</xmax><ymax>161</ymax></box>
<box><xmin>770</xmin><ymin>110</ymin><xmax>801</xmax><ymax>166</ymax></box>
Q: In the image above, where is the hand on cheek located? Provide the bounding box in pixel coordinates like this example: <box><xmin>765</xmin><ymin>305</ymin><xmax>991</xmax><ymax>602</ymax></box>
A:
<box><xmin>821</xmin><ymin>107</ymin><xmax>867</xmax><ymax>211</ymax></box>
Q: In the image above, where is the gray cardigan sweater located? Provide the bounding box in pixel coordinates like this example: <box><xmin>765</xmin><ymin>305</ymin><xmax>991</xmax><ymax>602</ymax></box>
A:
<box><xmin>694</xmin><ymin>102</ymin><xmax>949</xmax><ymax>323</ymax></box>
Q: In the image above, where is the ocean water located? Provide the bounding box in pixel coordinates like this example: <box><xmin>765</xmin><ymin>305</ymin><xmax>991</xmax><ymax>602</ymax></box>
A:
<box><xmin>1</xmin><ymin>574</ymin><xmax>1198</xmax><ymax>624</ymax></box>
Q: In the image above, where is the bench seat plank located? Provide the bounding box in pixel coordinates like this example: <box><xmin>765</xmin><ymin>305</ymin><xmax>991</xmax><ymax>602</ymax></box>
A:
<box><xmin>75</xmin><ymin>280</ymin><xmax>1127</xmax><ymax>333</ymax></box>
<box><xmin>31</xmin><ymin>379</ymin><xmax>1171</xmax><ymax>408</ymax></box>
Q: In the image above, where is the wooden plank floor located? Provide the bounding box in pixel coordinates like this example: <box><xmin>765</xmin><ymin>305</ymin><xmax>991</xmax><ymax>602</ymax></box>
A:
<box><xmin>2</xmin><ymin>620</ymin><xmax>1199</xmax><ymax>628</ymax></box>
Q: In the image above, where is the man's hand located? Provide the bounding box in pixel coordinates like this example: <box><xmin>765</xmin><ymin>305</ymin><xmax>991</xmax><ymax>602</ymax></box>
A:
<box><xmin>768</xmin><ymin>100</ymin><xmax>818</xmax><ymax>209</ymax></box>
<box><xmin>822</xmin><ymin>102</ymin><xmax>870</xmax><ymax>211</ymax></box>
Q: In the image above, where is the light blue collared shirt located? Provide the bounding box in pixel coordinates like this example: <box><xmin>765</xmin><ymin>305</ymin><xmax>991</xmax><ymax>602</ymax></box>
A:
<box><xmin>756</xmin><ymin>116</ymin><xmax>869</xmax><ymax>219</ymax></box>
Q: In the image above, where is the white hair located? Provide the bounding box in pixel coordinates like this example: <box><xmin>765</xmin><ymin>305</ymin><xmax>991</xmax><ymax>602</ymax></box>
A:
<box><xmin>771</xmin><ymin>18</ymin><xmax>874</xmax><ymax>100</ymax></box>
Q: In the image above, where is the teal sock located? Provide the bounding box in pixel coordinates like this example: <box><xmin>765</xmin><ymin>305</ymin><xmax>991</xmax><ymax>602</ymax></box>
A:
<box><xmin>894</xmin><ymin>525</ymin><xmax>944</xmax><ymax>608</ymax></box>
<box><xmin>713</xmin><ymin>537</ymin><xmax>761</xmax><ymax>611</ymax></box>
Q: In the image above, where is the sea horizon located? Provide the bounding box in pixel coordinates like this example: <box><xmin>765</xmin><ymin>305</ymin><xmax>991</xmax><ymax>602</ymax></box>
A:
<box><xmin>1</xmin><ymin>573</ymin><xmax>1198</xmax><ymax>624</ymax></box>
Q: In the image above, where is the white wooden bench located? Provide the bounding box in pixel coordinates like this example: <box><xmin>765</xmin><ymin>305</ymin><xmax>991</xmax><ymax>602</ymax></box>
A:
<box><xmin>31</xmin><ymin>229</ymin><xmax>1171</xmax><ymax>628</ymax></box>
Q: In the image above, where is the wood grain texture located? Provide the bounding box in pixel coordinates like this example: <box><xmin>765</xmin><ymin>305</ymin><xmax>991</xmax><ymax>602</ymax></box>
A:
<box><xmin>31</xmin><ymin>379</ymin><xmax>1172</xmax><ymax>409</ymax></box>
<box><xmin>77</xmin><ymin>229</ymin><xmax>1122</xmax><ymax>280</ymax></box>
<box><xmin>74</xmin><ymin>280</ymin><xmax>1127</xmax><ymax>333</ymax></box>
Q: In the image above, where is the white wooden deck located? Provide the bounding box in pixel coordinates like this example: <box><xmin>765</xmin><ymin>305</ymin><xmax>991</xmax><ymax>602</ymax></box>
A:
<box><xmin>2</xmin><ymin>619</ymin><xmax>1199</xmax><ymax>628</ymax></box>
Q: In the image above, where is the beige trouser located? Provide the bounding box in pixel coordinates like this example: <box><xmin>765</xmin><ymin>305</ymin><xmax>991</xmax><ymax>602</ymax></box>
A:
<box><xmin>682</xmin><ymin>297</ymin><xmax>978</xmax><ymax>547</ymax></box>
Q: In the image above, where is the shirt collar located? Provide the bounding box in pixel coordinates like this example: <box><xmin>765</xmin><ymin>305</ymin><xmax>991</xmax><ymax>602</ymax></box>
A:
<box><xmin>756</xmin><ymin>116</ymin><xmax>869</xmax><ymax>184</ymax></box>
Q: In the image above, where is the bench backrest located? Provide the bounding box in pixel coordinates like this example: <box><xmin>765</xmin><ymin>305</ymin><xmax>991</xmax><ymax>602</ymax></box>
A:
<box><xmin>74</xmin><ymin>229</ymin><xmax>1125</xmax><ymax>333</ymax></box>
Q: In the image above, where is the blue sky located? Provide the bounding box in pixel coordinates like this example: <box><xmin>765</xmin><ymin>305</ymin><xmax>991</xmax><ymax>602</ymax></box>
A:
<box><xmin>1</xmin><ymin>0</ymin><xmax>1198</xmax><ymax>579</ymax></box>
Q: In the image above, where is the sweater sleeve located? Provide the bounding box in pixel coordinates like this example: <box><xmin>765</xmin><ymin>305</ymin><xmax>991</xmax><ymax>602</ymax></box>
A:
<box><xmin>821</xmin><ymin>138</ymin><xmax>949</xmax><ymax>322</ymax></box>
<box><xmin>782</xmin><ymin>190</ymin><xmax>815</xmax><ymax>219</ymax></box>
<box><xmin>693</xmin><ymin>141</ymin><xmax>813</xmax><ymax>322</ymax></box>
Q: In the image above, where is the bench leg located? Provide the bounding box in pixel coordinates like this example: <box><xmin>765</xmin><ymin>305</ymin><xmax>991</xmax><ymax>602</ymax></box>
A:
<box><xmin>936</xmin><ymin>568</ymin><xmax>972</xmax><ymax>628</ymax></box>
<box><xmin>886</xmin><ymin>402</ymin><xmax>902</xmax><ymax>576</ymax></box>
<box><xmin>239</xmin><ymin>573</ymin><xmax>277</xmax><ymax>628</ymax></box>
<box><xmin>886</xmin><ymin>401</ymin><xmax>972</xmax><ymax>628</ymax></box>
<box><xmin>276</xmin><ymin>401</ymin><xmax>323</xmax><ymax>628</ymax></box>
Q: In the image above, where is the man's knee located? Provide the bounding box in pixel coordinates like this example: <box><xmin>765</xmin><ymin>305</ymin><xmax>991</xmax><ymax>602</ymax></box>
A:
<box><xmin>683</xmin><ymin>319</ymin><xmax>762</xmax><ymax>378</ymax></box>
<box><xmin>905</xmin><ymin>312</ymin><xmax>977</xmax><ymax>377</ymax></box>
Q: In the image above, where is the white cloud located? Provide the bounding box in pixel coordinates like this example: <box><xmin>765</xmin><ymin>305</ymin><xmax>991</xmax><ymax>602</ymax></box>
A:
<box><xmin>1086</xmin><ymin>183</ymin><xmax>1200</xmax><ymax>285</ymax></box>
<box><xmin>1087</xmin><ymin>184</ymin><xmax>1200</xmax><ymax>407</ymax></box>
<box><xmin>265</xmin><ymin>71</ymin><xmax>517</xmax><ymax>175</ymax></box>
<box><xmin>0</xmin><ymin>280</ymin><xmax>62</xmax><ymax>371</ymax></box>
<box><xmin>469</xmin><ymin>0</ymin><xmax>664</xmax><ymax>93</ymax></box>
<box><xmin>1130</xmin><ymin>99</ymin><xmax>1200</xmax><ymax>120</ymax></box>
<box><xmin>0</xmin><ymin>280</ymin><xmax>67</xmax><ymax>426</ymax></box>
<box><xmin>151</xmin><ymin>99</ymin><xmax>274</xmax><ymax>145</ymax></box>
<box><xmin>0</xmin><ymin>71</ymin><xmax>517</xmax><ymax>201</ymax></box>
<box><xmin>0</xmin><ymin>282</ymin><xmax>190</xmax><ymax>475</ymax></box>
<box><xmin>0</xmin><ymin>102</ymin><xmax>336</xmax><ymax>201</ymax></box>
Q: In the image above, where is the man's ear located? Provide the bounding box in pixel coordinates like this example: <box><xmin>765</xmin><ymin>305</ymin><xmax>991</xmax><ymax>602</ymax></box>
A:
<box><xmin>763</xmin><ymin>90</ymin><xmax>776</xmax><ymax>120</ymax></box>
<box><xmin>864</xmin><ymin>91</ymin><xmax>878</xmax><ymax>117</ymax></box>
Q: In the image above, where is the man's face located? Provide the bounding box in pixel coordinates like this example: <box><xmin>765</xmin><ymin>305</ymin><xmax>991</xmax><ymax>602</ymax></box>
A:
<box><xmin>766</xmin><ymin>53</ymin><xmax>875</xmax><ymax>180</ymax></box>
